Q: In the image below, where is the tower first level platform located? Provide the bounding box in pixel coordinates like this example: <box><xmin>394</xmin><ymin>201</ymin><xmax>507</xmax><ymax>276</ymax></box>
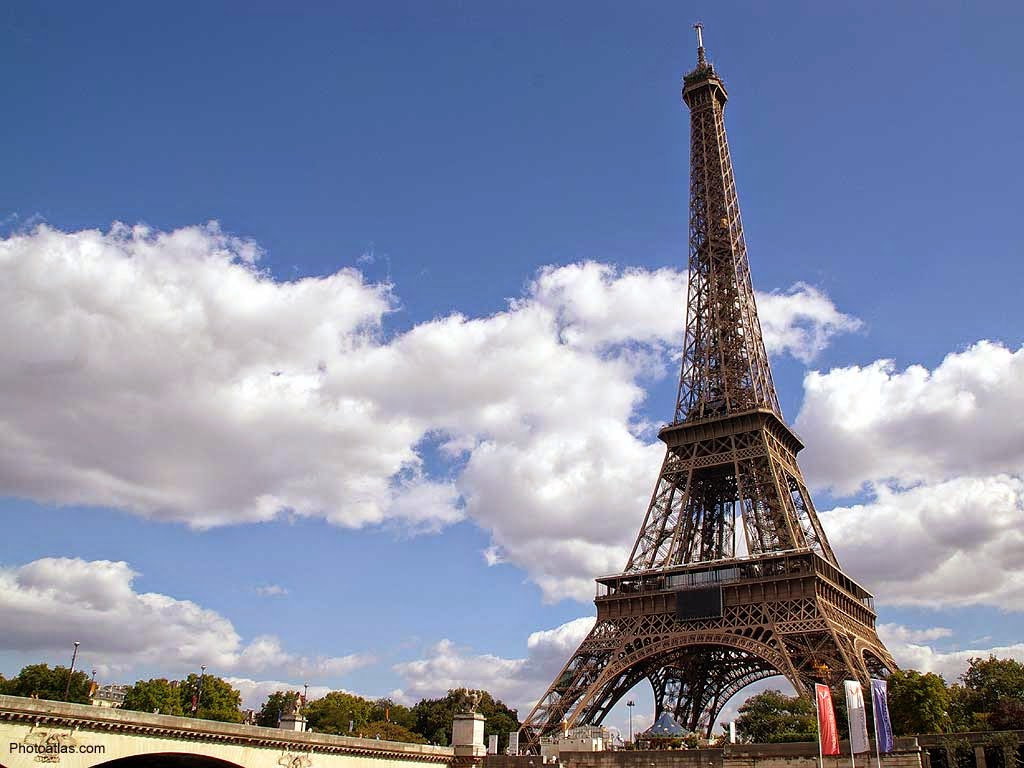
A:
<box><xmin>520</xmin><ymin>551</ymin><xmax>895</xmax><ymax>751</ymax></box>
<box><xmin>596</xmin><ymin>549</ymin><xmax>892</xmax><ymax>688</ymax></box>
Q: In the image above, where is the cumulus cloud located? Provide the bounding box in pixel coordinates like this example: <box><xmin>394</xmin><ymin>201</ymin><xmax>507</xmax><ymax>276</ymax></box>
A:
<box><xmin>0</xmin><ymin>224</ymin><xmax>859</xmax><ymax>602</ymax></box>
<box><xmin>758</xmin><ymin>282</ymin><xmax>863</xmax><ymax>363</ymax></box>
<box><xmin>797</xmin><ymin>341</ymin><xmax>1024</xmax><ymax>494</ymax></box>
<box><xmin>822</xmin><ymin>476</ymin><xmax>1024</xmax><ymax>610</ymax></box>
<box><xmin>393</xmin><ymin>617</ymin><xmax>596</xmax><ymax>713</ymax></box>
<box><xmin>878</xmin><ymin>624</ymin><xmax>1024</xmax><ymax>683</ymax></box>
<box><xmin>528</xmin><ymin>262</ymin><xmax>687</xmax><ymax>350</ymax></box>
<box><xmin>793</xmin><ymin>341</ymin><xmax>1024</xmax><ymax>611</ymax></box>
<box><xmin>255</xmin><ymin>584</ymin><xmax>289</xmax><ymax>597</ymax></box>
<box><xmin>0</xmin><ymin>557</ymin><xmax>372</xmax><ymax>679</ymax></box>
<box><xmin>0</xmin><ymin>222</ymin><xmax>424</xmax><ymax>530</ymax></box>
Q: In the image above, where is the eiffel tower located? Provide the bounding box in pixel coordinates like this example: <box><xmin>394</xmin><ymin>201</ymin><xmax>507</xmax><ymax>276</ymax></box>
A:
<box><xmin>518</xmin><ymin>26</ymin><xmax>896</xmax><ymax>751</ymax></box>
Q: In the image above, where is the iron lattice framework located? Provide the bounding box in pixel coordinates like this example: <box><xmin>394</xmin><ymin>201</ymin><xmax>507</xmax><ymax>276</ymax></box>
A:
<box><xmin>519</xmin><ymin>28</ymin><xmax>895</xmax><ymax>752</ymax></box>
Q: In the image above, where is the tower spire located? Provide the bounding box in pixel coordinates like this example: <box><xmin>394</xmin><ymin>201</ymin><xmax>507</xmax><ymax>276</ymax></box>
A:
<box><xmin>694</xmin><ymin>22</ymin><xmax>706</xmax><ymax>65</ymax></box>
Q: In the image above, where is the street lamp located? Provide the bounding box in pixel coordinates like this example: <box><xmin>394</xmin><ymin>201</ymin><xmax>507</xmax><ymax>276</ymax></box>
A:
<box><xmin>63</xmin><ymin>642</ymin><xmax>80</xmax><ymax>701</ymax></box>
<box><xmin>192</xmin><ymin>665</ymin><xmax>207</xmax><ymax>716</ymax></box>
<box><xmin>626</xmin><ymin>700</ymin><xmax>635</xmax><ymax>747</ymax></box>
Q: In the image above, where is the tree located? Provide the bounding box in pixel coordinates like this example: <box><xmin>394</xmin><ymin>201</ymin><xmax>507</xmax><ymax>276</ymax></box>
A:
<box><xmin>735</xmin><ymin>689</ymin><xmax>817</xmax><ymax>743</ymax></box>
<box><xmin>179</xmin><ymin>673</ymin><xmax>242</xmax><ymax>723</ymax></box>
<box><xmin>411</xmin><ymin>695</ymin><xmax>452</xmax><ymax>745</ymax></box>
<box><xmin>1</xmin><ymin>664</ymin><xmax>91</xmax><ymax>704</ymax></box>
<box><xmin>121</xmin><ymin>678</ymin><xmax>183</xmax><ymax>716</ymax></box>
<box><xmin>990</xmin><ymin>698</ymin><xmax>1024</xmax><ymax>731</ymax></box>
<box><xmin>305</xmin><ymin>691</ymin><xmax>374</xmax><ymax>735</ymax></box>
<box><xmin>887</xmin><ymin>669</ymin><xmax>951</xmax><ymax>735</ymax></box>
<box><xmin>360</xmin><ymin>720</ymin><xmax>427</xmax><ymax>744</ymax></box>
<box><xmin>410</xmin><ymin>689</ymin><xmax>520</xmax><ymax>750</ymax></box>
<box><xmin>960</xmin><ymin>656</ymin><xmax>1024</xmax><ymax>730</ymax></box>
<box><xmin>477</xmin><ymin>692</ymin><xmax>520</xmax><ymax>754</ymax></box>
<box><xmin>947</xmin><ymin>684</ymin><xmax>979</xmax><ymax>732</ymax></box>
<box><xmin>257</xmin><ymin>691</ymin><xmax>302</xmax><ymax>727</ymax></box>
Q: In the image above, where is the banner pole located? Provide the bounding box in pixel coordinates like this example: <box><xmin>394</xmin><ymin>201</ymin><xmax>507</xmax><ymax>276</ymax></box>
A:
<box><xmin>846</xmin><ymin>687</ymin><xmax>855</xmax><ymax>768</ymax></box>
<box><xmin>870</xmin><ymin>682</ymin><xmax>883</xmax><ymax>768</ymax></box>
<box><xmin>815</xmin><ymin>693</ymin><xmax>824</xmax><ymax>768</ymax></box>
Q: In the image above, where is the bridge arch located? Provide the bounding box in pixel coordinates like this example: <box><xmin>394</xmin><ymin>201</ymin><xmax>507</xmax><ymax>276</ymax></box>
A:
<box><xmin>95</xmin><ymin>755</ymin><xmax>244</xmax><ymax>768</ymax></box>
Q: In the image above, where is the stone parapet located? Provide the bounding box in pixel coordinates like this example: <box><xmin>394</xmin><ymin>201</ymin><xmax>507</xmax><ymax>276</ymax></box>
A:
<box><xmin>484</xmin><ymin>740</ymin><xmax>923</xmax><ymax>768</ymax></box>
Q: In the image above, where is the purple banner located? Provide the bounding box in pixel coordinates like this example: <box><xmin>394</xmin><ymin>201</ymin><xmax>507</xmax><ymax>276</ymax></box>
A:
<box><xmin>871</xmin><ymin>678</ymin><xmax>895</xmax><ymax>754</ymax></box>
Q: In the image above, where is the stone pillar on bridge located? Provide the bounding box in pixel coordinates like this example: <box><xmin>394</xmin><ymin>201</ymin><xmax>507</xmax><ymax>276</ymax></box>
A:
<box><xmin>453</xmin><ymin>711</ymin><xmax>486</xmax><ymax>768</ymax></box>
<box><xmin>279</xmin><ymin>712</ymin><xmax>307</xmax><ymax>731</ymax></box>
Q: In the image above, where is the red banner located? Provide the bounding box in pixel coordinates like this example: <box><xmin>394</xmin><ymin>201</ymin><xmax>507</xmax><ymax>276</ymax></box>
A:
<box><xmin>815</xmin><ymin>684</ymin><xmax>840</xmax><ymax>756</ymax></box>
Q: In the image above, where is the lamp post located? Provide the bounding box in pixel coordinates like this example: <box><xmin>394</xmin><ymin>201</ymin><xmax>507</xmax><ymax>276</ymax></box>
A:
<box><xmin>192</xmin><ymin>665</ymin><xmax>207</xmax><ymax>716</ymax></box>
<box><xmin>303</xmin><ymin>682</ymin><xmax>309</xmax><ymax>706</ymax></box>
<box><xmin>626</xmin><ymin>699</ymin><xmax>635</xmax><ymax>747</ymax></box>
<box><xmin>63</xmin><ymin>642</ymin><xmax>81</xmax><ymax>701</ymax></box>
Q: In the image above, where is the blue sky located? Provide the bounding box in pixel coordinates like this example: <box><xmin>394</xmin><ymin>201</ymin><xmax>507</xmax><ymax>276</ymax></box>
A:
<box><xmin>2</xmin><ymin>0</ymin><xmax>1023</xmax><ymax>734</ymax></box>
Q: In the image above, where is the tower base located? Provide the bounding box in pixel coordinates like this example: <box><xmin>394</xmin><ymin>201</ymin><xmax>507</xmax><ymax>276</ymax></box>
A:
<box><xmin>520</xmin><ymin>550</ymin><xmax>895</xmax><ymax>752</ymax></box>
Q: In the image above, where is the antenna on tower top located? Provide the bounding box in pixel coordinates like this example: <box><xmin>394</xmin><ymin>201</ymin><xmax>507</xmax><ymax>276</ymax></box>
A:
<box><xmin>694</xmin><ymin>22</ymin><xmax>706</xmax><ymax>65</ymax></box>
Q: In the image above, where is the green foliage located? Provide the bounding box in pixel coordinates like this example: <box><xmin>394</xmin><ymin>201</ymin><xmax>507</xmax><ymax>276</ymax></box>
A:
<box><xmin>121</xmin><ymin>678</ymin><xmax>183</xmax><ymax>716</ymax></box>
<box><xmin>257</xmin><ymin>690</ymin><xmax>302</xmax><ymax>727</ymax></box>
<box><xmin>411</xmin><ymin>695</ymin><xmax>452</xmax><ymax>745</ymax></box>
<box><xmin>410</xmin><ymin>689</ymin><xmax>520</xmax><ymax>750</ymax></box>
<box><xmin>735</xmin><ymin>689</ymin><xmax>817</xmax><ymax>744</ymax></box>
<box><xmin>887</xmin><ymin>669</ymin><xmax>951</xmax><ymax>735</ymax></box>
<box><xmin>306</xmin><ymin>691</ymin><xmax>374</xmax><ymax>735</ymax></box>
<box><xmin>954</xmin><ymin>656</ymin><xmax>1024</xmax><ymax>731</ymax></box>
<box><xmin>360</xmin><ymin>720</ymin><xmax>427</xmax><ymax>744</ymax></box>
<box><xmin>947</xmin><ymin>684</ymin><xmax>980</xmax><ymax>732</ymax></box>
<box><xmin>989</xmin><ymin>698</ymin><xmax>1024</xmax><ymax>730</ymax></box>
<box><xmin>0</xmin><ymin>663</ymin><xmax>91</xmax><ymax>704</ymax></box>
<box><xmin>178</xmin><ymin>673</ymin><xmax>243</xmax><ymax>723</ymax></box>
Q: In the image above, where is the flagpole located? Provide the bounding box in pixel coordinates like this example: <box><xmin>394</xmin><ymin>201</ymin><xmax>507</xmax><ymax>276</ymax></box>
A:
<box><xmin>871</xmin><ymin>691</ymin><xmax>881</xmax><ymax>768</ymax></box>
<box><xmin>815</xmin><ymin>692</ymin><xmax>824</xmax><ymax>768</ymax></box>
<box><xmin>846</xmin><ymin>694</ymin><xmax>856</xmax><ymax>768</ymax></box>
<box><xmin>870</xmin><ymin>681</ymin><xmax>883</xmax><ymax>768</ymax></box>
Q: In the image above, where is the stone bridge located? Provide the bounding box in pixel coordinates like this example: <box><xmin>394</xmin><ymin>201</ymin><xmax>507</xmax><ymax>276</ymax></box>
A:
<box><xmin>0</xmin><ymin>696</ymin><xmax>454</xmax><ymax>768</ymax></box>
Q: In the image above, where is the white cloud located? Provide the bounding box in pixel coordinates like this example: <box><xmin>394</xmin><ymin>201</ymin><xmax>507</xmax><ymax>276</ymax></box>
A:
<box><xmin>878</xmin><ymin>624</ymin><xmax>1024</xmax><ymax>683</ymax></box>
<box><xmin>527</xmin><ymin>262</ymin><xmax>687</xmax><ymax>350</ymax></box>
<box><xmin>0</xmin><ymin>222</ymin><xmax>420</xmax><ymax>530</ymax></box>
<box><xmin>793</xmin><ymin>341</ymin><xmax>1024</xmax><ymax>611</ymax></box>
<box><xmin>255</xmin><ymin>585</ymin><xmax>289</xmax><ymax>597</ymax></box>
<box><xmin>0</xmin><ymin>557</ymin><xmax>372</xmax><ymax>680</ymax></box>
<box><xmin>821</xmin><ymin>475</ymin><xmax>1024</xmax><ymax>610</ymax></box>
<box><xmin>758</xmin><ymin>282</ymin><xmax>863</xmax><ymax>363</ymax></box>
<box><xmin>393</xmin><ymin>617</ymin><xmax>596</xmax><ymax>714</ymax></box>
<box><xmin>797</xmin><ymin>341</ymin><xmax>1024</xmax><ymax>494</ymax></box>
<box><xmin>0</xmin><ymin>224</ymin><xmax>859</xmax><ymax>602</ymax></box>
